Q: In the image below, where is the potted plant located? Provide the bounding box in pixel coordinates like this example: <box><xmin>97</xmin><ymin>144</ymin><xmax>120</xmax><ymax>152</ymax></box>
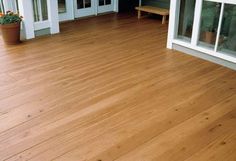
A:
<box><xmin>0</xmin><ymin>11</ymin><xmax>23</xmax><ymax>45</ymax></box>
<box><xmin>201</xmin><ymin>3</ymin><xmax>218</xmax><ymax>44</ymax></box>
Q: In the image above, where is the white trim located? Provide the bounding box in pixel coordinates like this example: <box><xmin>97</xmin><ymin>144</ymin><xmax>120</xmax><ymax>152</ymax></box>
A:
<box><xmin>47</xmin><ymin>0</ymin><xmax>60</xmax><ymax>34</ymax></box>
<box><xmin>34</xmin><ymin>20</ymin><xmax>50</xmax><ymax>30</ymax></box>
<box><xmin>214</xmin><ymin>2</ymin><xmax>224</xmax><ymax>52</ymax></box>
<box><xmin>167</xmin><ymin>0</ymin><xmax>179</xmax><ymax>49</ymax></box>
<box><xmin>97</xmin><ymin>0</ymin><xmax>114</xmax><ymax>14</ymax></box>
<box><xmin>114</xmin><ymin>0</ymin><xmax>118</xmax><ymax>12</ymax></box>
<box><xmin>59</xmin><ymin>0</ymin><xmax>74</xmax><ymax>22</ymax></box>
<box><xmin>206</xmin><ymin>0</ymin><xmax>236</xmax><ymax>5</ymax></box>
<box><xmin>191</xmin><ymin>0</ymin><xmax>203</xmax><ymax>46</ymax></box>
<box><xmin>173</xmin><ymin>39</ymin><xmax>236</xmax><ymax>63</ymax></box>
<box><xmin>18</xmin><ymin>0</ymin><xmax>35</xmax><ymax>39</ymax></box>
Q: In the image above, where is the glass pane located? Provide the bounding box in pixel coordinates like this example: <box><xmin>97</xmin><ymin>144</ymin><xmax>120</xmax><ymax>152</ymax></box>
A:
<box><xmin>77</xmin><ymin>0</ymin><xmax>84</xmax><ymax>9</ymax></box>
<box><xmin>0</xmin><ymin>1</ymin><xmax>4</xmax><ymax>13</ymax></box>
<box><xmin>177</xmin><ymin>0</ymin><xmax>196</xmax><ymax>42</ymax></box>
<box><xmin>106</xmin><ymin>0</ymin><xmax>111</xmax><ymax>5</ymax></box>
<box><xmin>77</xmin><ymin>0</ymin><xmax>91</xmax><ymax>9</ymax></box>
<box><xmin>58</xmin><ymin>0</ymin><xmax>66</xmax><ymax>13</ymax></box>
<box><xmin>217</xmin><ymin>4</ymin><xmax>236</xmax><ymax>56</ymax></box>
<box><xmin>198</xmin><ymin>1</ymin><xmax>221</xmax><ymax>49</ymax></box>
<box><xmin>33</xmin><ymin>0</ymin><xmax>48</xmax><ymax>22</ymax></box>
<box><xmin>41</xmin><ymin>0</ymin><xmax>48</xmax><ymax>21</ymax></box>
<box><xmin>85</xmin><ymin>0</ymin><xmax>91</xmax><ymax>8</ymax></box>
<box><xmin>99</xmin><ymin>0</ymin><xmax>104</xmax><ymax>6</ymax></box>
<box><xmin>33</xmin><ymin>0</ymin><xmax>40</xmax><ymax>21</ymax></box>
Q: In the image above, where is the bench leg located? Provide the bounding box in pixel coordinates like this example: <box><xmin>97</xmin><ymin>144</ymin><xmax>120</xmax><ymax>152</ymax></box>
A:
<box><xmin>138</xmin><ymin>10</ymin><xmax>141</xmax><ymax>19</ymax></box>
<box><xmin>162</xmin><ymin>15</ymin><xmax>166</xmax><ymax>24</ymax></box>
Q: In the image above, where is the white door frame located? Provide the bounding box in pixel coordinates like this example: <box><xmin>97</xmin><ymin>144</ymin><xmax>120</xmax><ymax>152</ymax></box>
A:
<box><xmin>59</xmin><ymin>0</ymin><xmax>74</xmax><ymax>22</ymax></box>
<box><xmin>58</xmin><ymin>0</ymin><xmax>118</xmax><ymax>21</ymax></box>
<box><xmin>74</xmin><ymin>0</ymin><xmax>96</xmax><ymax>18</ymax></box>
<box><xmin>97</xmin><ymin>0</ymin><xmax>115</xmax><ymax>14</ymax></box>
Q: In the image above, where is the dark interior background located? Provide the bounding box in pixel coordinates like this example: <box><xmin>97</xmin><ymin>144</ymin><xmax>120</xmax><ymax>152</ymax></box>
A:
<box><xmin>119</xmin><ymin>0</ymin><xmax>140</xmax><ymax>13</ymax></box>
<box><xmin>118</xmin><ymin>0</ymin><xmax>170</xmax><ymax>13</ymax></box>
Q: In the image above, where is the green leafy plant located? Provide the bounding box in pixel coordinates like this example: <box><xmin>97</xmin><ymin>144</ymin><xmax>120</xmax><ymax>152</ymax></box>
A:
<box><xmin>201</xmin><ymin>2</ymin><xmax>220</xmax><ymax>32</ymax></box>
<box><xmin>0</xmin><ymin>11</ymin><xmax>23</xmax><ymax>25</ymax></box>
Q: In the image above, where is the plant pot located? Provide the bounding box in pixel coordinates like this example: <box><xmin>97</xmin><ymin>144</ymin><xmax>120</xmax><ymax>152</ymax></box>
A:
<box><xmin>203</xmin><ymin>31</ymin><xmax>216</xmax><ymax>44</ymax></box>
<box><xmin>0</xmin><ymin>22</ymin><xmax>21</xmax><ymax>45</ymax></box>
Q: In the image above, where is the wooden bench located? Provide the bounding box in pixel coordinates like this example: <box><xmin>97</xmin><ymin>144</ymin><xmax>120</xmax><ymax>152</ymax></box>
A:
<box><xmin>135</xmin><ymin>6</ymin><xmax>169</xmax><ymax>24</ymax></box>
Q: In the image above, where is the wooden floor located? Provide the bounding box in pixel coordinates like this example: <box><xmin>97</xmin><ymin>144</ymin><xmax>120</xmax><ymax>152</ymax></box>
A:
<box><xmin>0</xmin><ymin>13</ymin><xmax>236</xmax><ymax>161</ymax></box>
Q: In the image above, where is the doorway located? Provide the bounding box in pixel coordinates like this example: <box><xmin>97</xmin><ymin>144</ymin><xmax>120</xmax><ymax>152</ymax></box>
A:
<box><xmin>58</xmin><ymin>0</ymin><xmax>117</xmax><ymax>21</ymax></box>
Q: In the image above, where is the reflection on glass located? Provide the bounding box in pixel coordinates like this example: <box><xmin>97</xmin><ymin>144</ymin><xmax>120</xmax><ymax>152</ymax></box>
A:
<box><xmin>85</xmin><ymin>0</ymin><xmax>91</xmax><ymax>8</ymax></box>
<box><xmin>99</xmin><ymin>0</ymin><xmax>111</xmax><ymax>6</ymax></box>
<box><xmin>58</xmin><ymin>0</ymin><xmax>66</xmax><ymax>13</ymax></box>
<box><xmin>99</xmin><ymin>0</ymin><xmax>105</xmax><ymax>6</ymax></box>
<box><xmin>106</xmin><ymin>0</ymin><xmax>111</xmax><ymax>5</ymax></box>
<box><xmin>218</xmin><ymin>4</ymin><xmax>236</xmax><ymax>55</ymax></box>
<box><xmin>198</xmin><ymin>1</ymin><xmax>221</xmax><ymax>48</ymax></box>
<box><xmin>177</xmin><ymin>0</ymin><xmax>196</xmax><ymax>42</ymax></box>
<box><xmin>0</xmin><ymin>1</ymin><xmax>4</xmax><ymax>13</ymax></box>
<box><xmin>77</xmin><ymin>0</ymin><xmax>91</xmax><ymax>9</ymax></box>
<box><xmin>33</xmin><ymin>0</ymin><xmax>48</xmax><ymax>22</ymax></box>
<box><xmin>41</xmin><ymin>0</ymin><xmax>48</xmax><ymax>20</ymax></box>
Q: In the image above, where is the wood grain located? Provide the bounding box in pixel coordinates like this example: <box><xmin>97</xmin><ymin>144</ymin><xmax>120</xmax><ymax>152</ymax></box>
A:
<box><xmin>0</xmin><ymin>13</ymin><xmax>235</xmax><ymax>161</ymax></box>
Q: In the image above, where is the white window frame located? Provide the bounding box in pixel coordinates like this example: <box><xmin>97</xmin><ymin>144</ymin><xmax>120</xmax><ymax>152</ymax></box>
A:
<box><xmin>167</xmin><ymin>0</ymin><xmax>236</xmax><ymax>64</ymax></box>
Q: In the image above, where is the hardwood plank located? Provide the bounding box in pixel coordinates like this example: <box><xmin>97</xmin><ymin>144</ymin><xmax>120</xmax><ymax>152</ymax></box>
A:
<box><xmin>0</xmin><ymin>13</ymin><xmax>235</xmax><ymax>161</ymax></box>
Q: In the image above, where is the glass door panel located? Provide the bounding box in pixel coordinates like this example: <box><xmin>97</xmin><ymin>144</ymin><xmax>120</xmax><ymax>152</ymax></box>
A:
<box><xmin>198</xmin><ymin>1</ymin><xmax>221</xmax><ymax>49</ymax></box>
<box><xmin>74</xmin><ymin>0</ymin><xmax>95</xmax><ymax>18</ymax></box>
<box><xmin>32</xmin><ymin>0</ymin><xmax>48</xmax><ymax>22</ymax></box>
<box><xmin>58</xmin><ymin>0</ymin><xmax>66</xmax><ymax>13</ymax></box>
<box><xmin>98</xmin><ymin>0</ymin><xmax>114</xmax><ymax>14</ymax></box>
<box><xmin>217</xmin><ymin>4</ymin><xmax>236</xmax><ymax>56</ymax></box>
<box><xmin>0</xmin><ymin>0</ymin><xmax>4</xmax><ymax>13</ymax></box>
<box><xmin>177</xmin><ymin>0</ymin><xmax>196</xmax><ymax>42</ymax></box>
<box><xmin>58</xmin><ymin>0</ymin><xmax>74</xmax><ymax>21</ymax></box>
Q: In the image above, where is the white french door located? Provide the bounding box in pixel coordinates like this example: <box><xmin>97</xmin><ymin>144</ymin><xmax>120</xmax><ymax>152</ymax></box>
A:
<box><xmin>58</xmin><ymin>0</ymin><xmax>74</xmax><ymax>21</ymax></box>
<box><xmin>58</xmin><ymin>0</ymin><xmax>117</xmax><ymax>21</ymax></box>
<box><xmin>98</xmin><ymin>0</ymin><xmax>114</xmax><ymax>14</ymax></box>
<box><xmin>74</xmin><ymin>0</ymin><xmax>96</xmax><ymax>18</ymax></box>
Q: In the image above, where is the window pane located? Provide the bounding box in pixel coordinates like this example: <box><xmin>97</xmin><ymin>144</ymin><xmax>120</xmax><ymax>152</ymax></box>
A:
<box><xmin>177</xmin><ymin>0</ymin><xmax>196</xmax><ymax>42</ymax></box>
<box><xmin>0</xmin><ymin>1</ymin><xmax>4</xmax><ymax>13</ymax></box>
<box><xmin>58</xmin><ymin>0</ymin><xmax>66</xmax><ymax>13</ymax></box>
<box><xmin>106</xmin><ymin>0</ymin><xmax>111</xmax><ymax>5</ymax></box>
<box><xmin>33</xmin><ymin>0</ymin><xmax>48</xmax><ymax>22</ymax></box>
<box><xmin>77</xmin><ymin>0</ymin><xmax>84</xmax><ymax>9</ymax></box>
<box><xmin>198</xmin><ymin>1</ymin><xmax>221</xmax><ymax>49</ymax></box>
<box><xmin>84</xmin><ymin>0</ymin><xmax>91</xmax><ymax>8</ymax></box>
<box><xmin>41</xmin><ymin>0</ymin><xmax>48</xmax><ymax>21</ymax></box>
<box><xmin>99</xmin><ymin>0</ymin><xmax>104</xmax><ymax>6</ymax></box>
<box><xmin>218</xmin><ymin>4</ymin><xmax>236</xmax><ymax>56</ymax></box>
<box><xmin>77</xmin><ymin>0</ymin><xmax>91</xmax><ymax>9</ymax></box>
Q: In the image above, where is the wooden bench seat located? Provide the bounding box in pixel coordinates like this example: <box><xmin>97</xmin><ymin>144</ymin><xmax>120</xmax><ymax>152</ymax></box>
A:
<box><xmin>135</xmin><ymin>6</ymin><xmax>169</xmax><ymax>24</ymax></box>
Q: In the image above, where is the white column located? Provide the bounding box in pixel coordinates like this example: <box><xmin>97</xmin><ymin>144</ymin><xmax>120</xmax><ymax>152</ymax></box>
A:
<box><xmin>18</xmin><ymin>0</ymin><xmax>35</xmax><ymax>39</ymax></box>
<box><xmin>167</xmin><ymin>0</ymin><xmax>179</xmax><ymax>49</ymax></box>
<box><xmin>114</xmin><ymin>0</ymin><xmax>119</xmax><ymax>12</ymax></box>
<box><xmin>47</xmin><ymin>0</ymin><xmax>60</xmax><ymax>34</ymax></box>
<box><xmin>95</xmin><ymin>0</ymin><xmax>98</xmax><ymax>15</ymax></box>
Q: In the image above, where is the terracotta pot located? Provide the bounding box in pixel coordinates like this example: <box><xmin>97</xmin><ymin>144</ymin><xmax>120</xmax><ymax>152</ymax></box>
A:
<box><xmin>204</xmin><ymin>31</ymin><xmax>216</xmax><ymax>44</ymax></box>
<box><xmin>0</xmin><ymin>22</ymin><xmax>21</xmax><ymax>45</ymax></box>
